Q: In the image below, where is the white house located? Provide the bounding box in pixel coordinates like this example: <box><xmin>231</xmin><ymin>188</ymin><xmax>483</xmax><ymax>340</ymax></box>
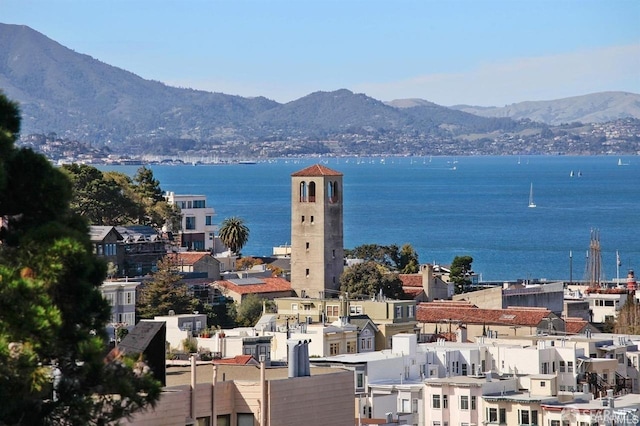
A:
<box><xmin>165</xmin><ymin>192</ymin><xmax>216</xmax><ymax>251</ymax></box>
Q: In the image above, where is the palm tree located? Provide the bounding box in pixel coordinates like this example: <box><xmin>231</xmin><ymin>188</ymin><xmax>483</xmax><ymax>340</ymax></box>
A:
<box><xmin>218</xmin><ymin>216</ymin><xmax>250</xmax><ymax>255</ymax></box>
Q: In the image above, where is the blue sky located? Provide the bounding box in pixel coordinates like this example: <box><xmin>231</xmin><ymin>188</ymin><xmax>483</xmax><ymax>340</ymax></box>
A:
<box><xmin>2</xmin><ymin>0</ymin><xmax>639</xmax><ymax>106</ymax></box>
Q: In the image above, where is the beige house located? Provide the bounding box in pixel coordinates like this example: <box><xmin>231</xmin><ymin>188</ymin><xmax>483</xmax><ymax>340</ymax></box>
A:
<box><xmin>417</xmin><ymin>301</ymin><xmax>566</xmax><ymax>339</ymax></box>
<box><xmin>121</xmin><ymin>361</ymin><xmax>355</xmax><ymax>426</ymax></box>
<box><xmin>275</xmin><ymin>296</ymin><xmax>417</xmax><ymax>350</ymax></box>
<box><xmin>400</xmin><ymin>263</ymin><xmax>454</xmax><ymax>302</ymax></box>
<box><xmin>168</xmin><ymin>251</ymin><xmax>221</xmax><ymax>279</ymax></box>
<box><xmin>213</xmin><ymin>277</ymin><xmax>294</xmax><ymax>304</ymax></box>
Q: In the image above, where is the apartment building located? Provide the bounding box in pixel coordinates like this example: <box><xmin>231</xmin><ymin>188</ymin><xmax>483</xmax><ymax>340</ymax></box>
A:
<box><xmin>165</xmin><ymin>191</ymin><xmax>216</xmax><ymax>251</ymax></box>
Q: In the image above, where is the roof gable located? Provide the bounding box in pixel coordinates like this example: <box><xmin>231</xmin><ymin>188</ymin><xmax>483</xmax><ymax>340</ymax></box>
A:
<box><xmin>215</xmin><ymin>277</ymin><xmax>293</xmax><ymax>295</ymax></box>
<box><xmin>291</xmin><ymin>164</ymin><xmax>342</xmax><ymax>177</ymax></box>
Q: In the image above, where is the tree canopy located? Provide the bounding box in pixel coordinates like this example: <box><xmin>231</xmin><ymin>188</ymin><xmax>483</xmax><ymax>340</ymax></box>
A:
<box><xmin>450</xmin><ymin>255</ymin><xmax>474</xmax><ymax>294</ymax></box>
<box><xmin>345</xmin><ymin>243</ymin><xmax>419</xmax><ymax>273</ymax></box>
<box><xmin>339</xmin><ymin>261</ymin><xmax>405</xmax><ymax>299</ymax></box>
<box><xmin>235</xmin><ymin>294</ymin><xmax>273</xmax><ymax>327</ymax></box>
<box><xmin>136</xmin><ymin>256</ymin><xmax>198</xmax><ymax>320</ymax></box>
<box><xmin>218</xmin><ymin>216</ymin><xmax>249</xmax><ymax>256</ymax></box>
<box><xmin>61</xmin><ymin>163</ymin><xmax>180</xmax><ymax>229</ymax></box>
<box><xmin>0</xmin><ymin>91</ymin><xmax>161</xmax><ymax>424</ymax></box>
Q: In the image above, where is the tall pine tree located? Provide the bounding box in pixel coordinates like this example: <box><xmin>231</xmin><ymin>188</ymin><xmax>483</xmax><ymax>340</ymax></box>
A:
<box><xmin>0</xmin><ymin>91</ymin><xmax>161</xmax><ymax>425</ymax></box>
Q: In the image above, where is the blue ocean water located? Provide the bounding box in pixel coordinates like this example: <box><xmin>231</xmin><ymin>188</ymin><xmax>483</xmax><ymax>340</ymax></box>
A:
<box><xmin>103</xmin><ymin>156</ymin><xmax>640</xmax><ymax>282</ymax></box>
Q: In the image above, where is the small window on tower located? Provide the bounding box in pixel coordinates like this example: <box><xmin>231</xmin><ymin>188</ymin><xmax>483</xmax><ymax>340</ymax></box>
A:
<box><xmin>306</xmin><ymin>269</ymin><xmax>310</xmax><ymax>277</ymax></box>
<box><xmin>306</xmin><ymin>242</ymin><xmax>310</xmax><ymax>250</ymax></box>
<box><xmin>301</xmin><ymin>215</ymin><xmax>305</xmax><ymax>223</ymax></box>
<box><xmin>310</xmin><ymin>216</ymin><xmax>314</xmax><ymax>224</ymax></box>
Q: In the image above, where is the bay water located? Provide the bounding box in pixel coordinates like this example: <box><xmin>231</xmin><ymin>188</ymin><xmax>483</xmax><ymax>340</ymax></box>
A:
<box><xmin>103</xmin><ymin>155</ymin><xmax>640</xmax><ymax>282</ymax></box>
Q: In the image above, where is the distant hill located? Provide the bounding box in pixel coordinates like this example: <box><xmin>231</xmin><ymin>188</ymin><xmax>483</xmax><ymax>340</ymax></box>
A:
<box><xmin>1</xmin><ymin>23</ymin><xmax>639</xmax><ymax>157</ymax></box>
<box><xmin>447</xmin><ymin>92</ymin><xmax>640</xmax><ymax>125</ymax></box>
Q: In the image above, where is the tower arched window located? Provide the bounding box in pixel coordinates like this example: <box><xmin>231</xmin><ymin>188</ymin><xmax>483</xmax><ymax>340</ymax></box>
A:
<box><xmin>327</xmin><ymin>181</ymin><xmax>339</xmax><ymax>203</ymax></box>
<box><xmin>308</xmin><ymin>181</ymin><xmax>316</xmax><ymax>202</ymax></box>
<box><xmin>299</xmin><ymin>181</ymin><xmax>307</xmax><ymax>202</ymax></box>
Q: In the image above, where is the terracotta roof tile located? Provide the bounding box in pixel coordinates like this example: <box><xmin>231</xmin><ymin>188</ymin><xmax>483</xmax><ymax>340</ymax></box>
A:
<box><xmin>564</xmin><ymin>317</ymin><xmax>592</xmax><ymax>334</ymax></box>
<box><xmin>212</xmin><ymin>355</ymin><xmax>258</xmax><ymax>365</ymax></box>
<box><xmin>167</xmin><ymin>252</ymin><xmax>210</xmax><ymax>265</ymax></box>
<box><xmin>291</xmin><ymin>164</ymin><xmax>342</xmax><ymax>177</ymax></box>
<box><xmin>417</xmin><ymin>303</ymin><xmax>553</xmax><ymax>327</ymax></box>
<box><xmin>399</xmin><ymin>274</ymin><xmax>423</xmax><ymax>288</ymax></box>
<box><xmin>214</xmin><ymin>277</ymin><xmax>293</xmax><ymax>295</ymax></box>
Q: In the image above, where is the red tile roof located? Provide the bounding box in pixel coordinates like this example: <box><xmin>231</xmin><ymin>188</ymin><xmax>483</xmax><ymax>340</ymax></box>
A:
<box><xmin>167</xmin><ymin>252</ymin><xmax>210</xmax><ymax>265</ymax></box>
<box><xmin>564</xmin><ymin>317</ymin><xmax>593</xmax><ymax>334</ymax></box>
<box><xmin>399</xmin><ymin>274</ymin><xmax>423</xmax><ymax>288</ymax></box>
<box><xmin>291</xmin><ymin>164</ymin><xmax>343</xmax><ymax>177</ymax></box>
<box><xmin>214</xmin><ymin>277</ymin><xmax>293</xmax><ymax>295</ymax></box>
<box><xmin>417</xmin><ymin>302</ymin><xmax>553</xmax><ymax>327</ymax></box>
<box><xmin>212</xmin><ymin>355</ymin><xmax>258</xmax><ymax>365</ymax></box>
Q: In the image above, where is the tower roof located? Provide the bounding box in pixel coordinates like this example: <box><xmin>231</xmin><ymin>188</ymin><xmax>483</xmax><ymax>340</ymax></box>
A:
<box><xmin>291</xmin><ymin>164</ymin><xmax>342</xmax><ymax>177</ymax></box>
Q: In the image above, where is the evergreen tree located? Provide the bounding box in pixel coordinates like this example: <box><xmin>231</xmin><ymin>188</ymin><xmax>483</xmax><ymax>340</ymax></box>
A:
<box><xmin>236</xmin><ymin>294</ymin><xmax>273</xmax><ymax>327</ymax></box>
<box><xmin>136</xmin><ymin>256</ymin><xmax>197</xmax><ymax>319</ymax></box>
<box><xmin>0</xmin><ymin>91</ymin><xmax>161</xmax><ymax>425</ymax></box>
<box><xmin>614</xmin><ymin>296</ymin><xmax>640</xmax><ymax>335</ymax></box>
<box><xmin>450</xmin><ymin>255</ymin><xmax>474</xmax><ymax>294</ymax></box>
<box><xmin>340</xmin><ymin>261</ymin><xmax>405</xmax><ymax>299</ymax></box>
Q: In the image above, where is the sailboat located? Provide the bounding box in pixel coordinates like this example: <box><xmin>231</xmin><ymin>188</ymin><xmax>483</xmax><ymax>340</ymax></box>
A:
<box><xmin>528</xmin><ymin>183</ymin><xmax>536</xmax><ymax>208</ymax></box>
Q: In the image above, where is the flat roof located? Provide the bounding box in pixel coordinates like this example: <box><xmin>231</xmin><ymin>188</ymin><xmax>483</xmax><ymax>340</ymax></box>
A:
<box><xmin>165</xmin><ymin>364</ymin><xmax>348</xmax><ymax>387</ymax></box>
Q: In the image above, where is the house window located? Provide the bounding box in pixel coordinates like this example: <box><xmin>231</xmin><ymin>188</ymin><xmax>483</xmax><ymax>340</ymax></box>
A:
<box><xmin>519</xmin><ymin>410</ymin><xmax>530</xmax><ymax>425</ymax></box>
<box><xmin>205</xmin><ymin>215</ymin><xmax>212</xmax><ymax>226</ymax></box>
<box><xmin>559</xmin><ymin>360</ymin><xmax>566</xmax><ymax>372</ymax></box>
<box><xmin>292</xmin><ymin>303</ymin><xmax>298</xmax><ymax>310</ymax></box>
<box><xmin>471</xmin><ymin>395</ymin><xmax>476</xmax><ymax>410</ymax></box>
<box><xmin>217</xmin><ymin>414</ymin><xmax>230</xmax><ymax>426</ymax></box>
<box><xmin>395</xmin><ymin>306</ymin><xmax>403</xmax><ymax>318</ymax></box>
<box><xmin>326</xmin><ymin>305</ymin><xmax>339</xmax><ymax>317</ymax></box>
<box><xmin>350</xmin><ymin>305</ymin><xmax>363</xmax><ymax>315</ymax></box>
<box><xmin>193</xmin><ymin>199</ymin><xmax>205</xmax><ymax>208</ymax></box>
<box><xmin>487</xmin><ymin>408</ymin><xmax>497</xmax><ymax>422</ymax></box>
<box><xmin>237</xmin><ymin>413</ymin><xmax>254</xmax><ymax>426</ymax></box>
<box><xmin>360</xmin><ymin>336</ymin><xmax>373</xmax><ymax>351</ymax></box>
<box><xmin>196</xmin><ymin>417</ymin><xmax>210</xmax><ymax>426</ymax></box>
<box><xmin>432</xmin><ymin>394</ymin><xmax>440</xmax><ymax>409</ymax></box>
<box><xmin>400</xmin><ymin>399</ymin><xmax>410</xmax><ymax>413</ymax></box>
<box><xmin>329</xmin><ymin>343</ymin><xmax>340</xmax><ymax>355</ymax></box>
<box><xmin>412</xmin><ymin>398</ymin><xmax>418</xmax><ymax>413</ymax></box>
<box><xmin>185</xmin><ymin>216</ymin><xmax>196</xmax><ymax>230</ymax></box>
<box><xmin>442</xmin><ymin>394</ymin><xmax>448</xmax><ymax>408</ymax></box>
<box><xmin>567</xmin><ymin>361</ymin><xmax>574</xmax><ymax>372</ymax></box>
<box><xmin>460</xmin><ymin>395</ymin><xmax>469</xmax><ymax>410</ymax></box>
<box><xmin>104</xmin><ymin>292</ymin><xmax>115</xmax><ymax>306</ymax></box>
<box><xmin>531</xmin><ymin>410</ymin><xmax>538</xmax><ymax>425</ymax></box>
<box><xmin>499</xmin><ymin>408</ymin><xmax>506</xmax><ymax>423</ymax></box>
<box><xmin>347</xmin><ymin>341</ymin><xmax>356</xmax><ymax>353</ymax></box>
<box><xmin>356</xmin><ymin>372</ymin><xmax>364</xmax><ymax>389</ymax></box>
<box><xmin>462</xmin><ymin>363</ymin><xmax>468</xmax><ymax>376</ymax></box>
<box><xmin>407</xmin><ymin>305</ymin><xmax>414</xmax><ymax>318</ymax></box>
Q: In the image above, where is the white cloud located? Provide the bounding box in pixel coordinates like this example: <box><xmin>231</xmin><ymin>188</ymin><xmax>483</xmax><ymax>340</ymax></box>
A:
<box><xmin>353</xmin><ymin>44</ymin><xmax>640</xmax><ymax>106</ymax></box>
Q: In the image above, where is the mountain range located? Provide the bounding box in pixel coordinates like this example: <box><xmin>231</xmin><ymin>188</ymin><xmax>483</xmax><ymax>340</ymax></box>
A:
<box><xmin>1</xmin><ymin>22</ymin><xmax>639</xmax><ymax>156</ymax></box>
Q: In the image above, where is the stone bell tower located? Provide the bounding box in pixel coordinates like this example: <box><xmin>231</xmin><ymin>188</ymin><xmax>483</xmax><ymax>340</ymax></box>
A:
<box><xmin>290</xmin><ymin>164</ymin><xmax>344</xmax><ymax>298</ymax></box>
